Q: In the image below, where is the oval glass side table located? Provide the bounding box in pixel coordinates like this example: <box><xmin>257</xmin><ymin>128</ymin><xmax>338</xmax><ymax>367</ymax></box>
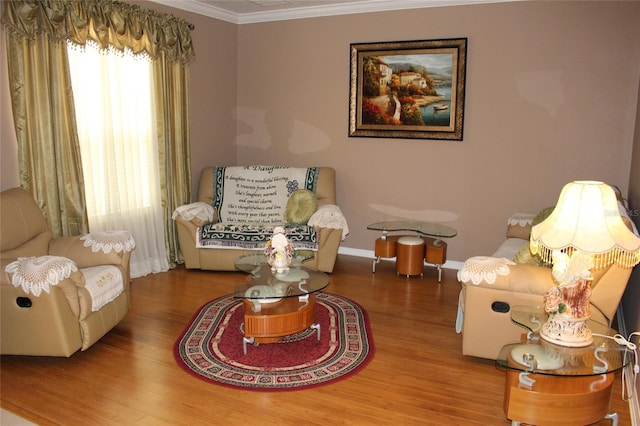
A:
<box><xmin>496</xmin><ymin>306</ymin><xmax>634</xmax><ymax>426</ymax></box>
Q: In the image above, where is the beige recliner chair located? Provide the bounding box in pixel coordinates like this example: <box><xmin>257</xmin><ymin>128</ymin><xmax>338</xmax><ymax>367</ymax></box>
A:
<box><xmin>1</xmin><ymin>188</ymin><xmax>134</xmax><ymax>357</ymax></box>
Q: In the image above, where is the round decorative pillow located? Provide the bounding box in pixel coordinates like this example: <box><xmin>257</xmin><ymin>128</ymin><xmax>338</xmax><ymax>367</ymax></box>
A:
<box><xmin>532</xmin><ymin>206</ymin><xmax>555</xmax><ymax>227</ymax></box>
<box><xmin>285</xmin><ymin>189</ymin><xmax>318</xmax><ymax>224</ymax></box>
<box><xmin>514</xmin><ymin>244</ymin><xmax>542</xmax><ymax>266</ymax></box>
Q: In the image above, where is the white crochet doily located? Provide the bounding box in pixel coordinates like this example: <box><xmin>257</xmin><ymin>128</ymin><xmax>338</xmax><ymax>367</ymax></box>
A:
<box><xmin>457</xmin><ymin>256</ymin><xmax>515</xmax><ymax>285</ymax></box>
<box><xmin>5</xmin><ymin>256</ymin><xmax>78</xmax><ymax>296</ymax></box>
<box><xmin>80</xmin><ymin>231</ymin><xmax>135</xmax><ymax>254</ymax></box>
<box><xmin>172</xmin><ymin>202</ymin><xmax>214</xmax><ymax>222</ymax></box>
<box><xmin>507</xmin><ymin>213</ymin><xmax>535</xmax><ymax>227</ymax></box>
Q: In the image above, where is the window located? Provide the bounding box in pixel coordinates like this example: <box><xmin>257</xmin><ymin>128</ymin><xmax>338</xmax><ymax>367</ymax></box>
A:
<box><xmin>67</xmin><ymin>40</ymin><xmax>169</xmax><ymax>277</ymax></box>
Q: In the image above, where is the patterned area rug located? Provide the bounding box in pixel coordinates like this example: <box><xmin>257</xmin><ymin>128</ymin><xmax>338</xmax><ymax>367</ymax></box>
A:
<box><xmin>173</xmin><ymin>293</ymin><xmax>374</xmax><ymax>391</ymax></box>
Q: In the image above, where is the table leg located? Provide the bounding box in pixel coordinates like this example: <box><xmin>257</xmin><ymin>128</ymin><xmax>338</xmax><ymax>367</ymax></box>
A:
<box><xmin>424</xmin><ymin>237</ymin><xmax>447</xmax><ymax>282</ymax></box>
<box><xmin>243</xmin><ymin>336</ymin><xmax>255</xmax><ymax>356</ymax></box>
<box><xmin>311</xmin><ymin>323</ymin><xmax>321</xmax><ymax>341</ymax></box>
<box><xmin>372</xmin><ymin>256</ymin><xmax>381</xmax><ymax>273</ymax></box>
<box><xmin>604</xmin><ymin>412</ymin><xmax>618</xmax><ymax>426</ymax></box>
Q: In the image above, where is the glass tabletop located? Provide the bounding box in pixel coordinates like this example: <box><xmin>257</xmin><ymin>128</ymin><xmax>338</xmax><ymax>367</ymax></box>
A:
<box><xmin>496</xmin><ymin>305</ymin><xmax>634</xmax><ymax>377</ymax></box>
<box><xmin>496</xmin><ymin>338</ymin><xmax>633</xmax><ymax>377</ymax></box>
<box><xmin>367</xmin><ymin>220</ymin><xmax>457</xmax><ymax>239</ymax></box>
<box><xmin>234</xmin><ymin>254</ymin><xmax>329</xmax><ymax>300</ymax></box>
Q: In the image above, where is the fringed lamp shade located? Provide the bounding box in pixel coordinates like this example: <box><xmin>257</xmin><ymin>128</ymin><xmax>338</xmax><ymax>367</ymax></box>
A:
<box><xmin>530</xmin><ymin>181</ymin><xmax>640</xmax><ymax>270</ymax></box>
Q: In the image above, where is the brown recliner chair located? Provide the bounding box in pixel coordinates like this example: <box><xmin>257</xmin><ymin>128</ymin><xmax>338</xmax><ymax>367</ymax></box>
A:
<box><xmin>1</xmin><ymin>188</ymin><xmax>134</xmax><ymax>356</ymax></box>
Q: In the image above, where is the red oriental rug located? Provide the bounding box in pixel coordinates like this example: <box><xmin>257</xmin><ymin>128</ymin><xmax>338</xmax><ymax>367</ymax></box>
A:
<box><xmin>173</xmin><ymin>292</ymin><xmax>374</xmax><ymax>391</ymax></box>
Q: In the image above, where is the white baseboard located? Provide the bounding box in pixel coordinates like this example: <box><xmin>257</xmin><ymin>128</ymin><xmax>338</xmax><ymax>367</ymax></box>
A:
<box><xmin>337</xmin><ymin>246</ymin><xmax>465</xmax><ymax>271</ymax></box>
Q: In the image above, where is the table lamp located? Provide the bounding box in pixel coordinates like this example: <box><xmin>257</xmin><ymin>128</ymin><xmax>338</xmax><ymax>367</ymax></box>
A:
<box><xmin>530</xmin><ymin>180</ymin><xmax>640</xmax><ymax>347</ymax></box>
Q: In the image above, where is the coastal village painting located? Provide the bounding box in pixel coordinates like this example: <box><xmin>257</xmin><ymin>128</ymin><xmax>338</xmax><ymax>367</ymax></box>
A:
<box><xmin>349</xmin><ymin>39</ymin><xmax>467</xmax><ymax>140</ymax></box>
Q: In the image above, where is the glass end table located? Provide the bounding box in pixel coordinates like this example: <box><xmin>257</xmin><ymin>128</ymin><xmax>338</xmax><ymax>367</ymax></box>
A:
<box><xmin>497</xmin><ymin>305</ymin><xmax>634</xmax><ymax>426</ymax></box>
<box><xmin>234</xmin><ymin>254</ymin><xmax>329</xmax><ymax>355</ymax></box>
<box><xmin>367</xmin><ymin>220</ymin><xmax>457</xmax><ymax>281</ymax></box>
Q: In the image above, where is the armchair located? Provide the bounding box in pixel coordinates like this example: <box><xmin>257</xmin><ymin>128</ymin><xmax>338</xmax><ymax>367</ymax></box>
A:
<box><xmin>1</xmin><ymin>188</ymin><xmax>134</xmax><ymax>356</ymax></box>
<box><xmin>456</xmin><ymin>208</ymin><xmax>637</xmax><ymax>360</ymax></box>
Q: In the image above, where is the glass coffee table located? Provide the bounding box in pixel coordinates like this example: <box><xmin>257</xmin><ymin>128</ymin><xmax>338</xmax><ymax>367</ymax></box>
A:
<box><xmin>367</xmin><ymin>220</ymin><xmax>457</xmax><ymax>281</ymax></box>
<box><xmin>496</xmin><ymin>305</ymin><xmax>634</xmax><ymax>426</ymax></box>
<box><xmin>234</xmin><ymin>254</ymin><xmax>329</xmax><ymax>355</ymax></box>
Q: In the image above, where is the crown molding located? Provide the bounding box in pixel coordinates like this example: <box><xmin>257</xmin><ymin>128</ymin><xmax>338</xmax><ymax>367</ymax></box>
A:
<box><xmin>150</xmin><ymin>0</ymin><xmax>522</xmax><ymax>25</ymax></box>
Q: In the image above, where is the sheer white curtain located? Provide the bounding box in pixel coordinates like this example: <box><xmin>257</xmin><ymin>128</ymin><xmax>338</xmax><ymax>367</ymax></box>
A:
<box><xmin>67</xmin><ymin>40</ymin><xmax>169</xmax><ymax>278</ymax></box>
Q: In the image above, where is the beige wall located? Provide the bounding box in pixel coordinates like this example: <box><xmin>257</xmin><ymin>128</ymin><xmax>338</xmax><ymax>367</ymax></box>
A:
<box><xmin>234</xmin><ymin>1</ymin><xmax>640</xmax><ymax>263</ymax></box>
<box><xmin>2</xmin><ymin>0</ymin><xmax>639</xmax><ymax>267</ymax></box>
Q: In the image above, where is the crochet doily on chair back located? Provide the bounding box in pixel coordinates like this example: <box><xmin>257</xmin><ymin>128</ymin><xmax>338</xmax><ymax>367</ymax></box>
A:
<box><xmin>80</xmin><ymin>231</ymin><xmax>135</xmax><ymax>254</ymax></box>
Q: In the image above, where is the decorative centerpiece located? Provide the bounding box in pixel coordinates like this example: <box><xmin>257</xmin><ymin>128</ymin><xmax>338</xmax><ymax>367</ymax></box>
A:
<box><xmin>540</xmin><ymin>250</ymin><xmax>594</xmax><ymax>346</ymax></box>
<box><xmin>530</xmin><ymin>180</ymin><xmax>640</xmax><ymax>347</ymax></box>
<box><xmin>265</xmin><ymin>226</ymin><xmax>294</xmax><ymax>273</ymax></box>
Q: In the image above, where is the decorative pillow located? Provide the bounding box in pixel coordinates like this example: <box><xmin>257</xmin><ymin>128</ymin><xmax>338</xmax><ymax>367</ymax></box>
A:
<box><xmin>285</xmin><ymin>189</ymin><xmax>318</xmax><ymax>224</ymax></box>
<box><xmin>513</xmin><ymin>244</ymin><xmax>542</xmax><ymax>265</ymax></box>
<box><xmin>532</xmin><ymin>206</ymin><xmax>555</xmax><ymax>227</ymax></box>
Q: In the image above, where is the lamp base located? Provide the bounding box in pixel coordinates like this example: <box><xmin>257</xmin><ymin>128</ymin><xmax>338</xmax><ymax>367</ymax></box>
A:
<box><xmin>539</xmin><ymin>315</ymin><xmax>593</xmax><ymax>347</ymax></box>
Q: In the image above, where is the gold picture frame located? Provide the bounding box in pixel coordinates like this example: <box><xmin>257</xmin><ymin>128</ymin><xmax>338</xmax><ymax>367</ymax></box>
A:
<box><xmin>349</xmin><ymin>38</ymin><xmax>467</xmax><ymax>141</ymax></box>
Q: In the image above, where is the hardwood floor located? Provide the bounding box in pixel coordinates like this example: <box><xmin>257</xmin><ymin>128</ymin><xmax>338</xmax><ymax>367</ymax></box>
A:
<box><xmin>1</xmin><ymin>255</ymin><xmax>631</xmax><ymax>425</ymax></box>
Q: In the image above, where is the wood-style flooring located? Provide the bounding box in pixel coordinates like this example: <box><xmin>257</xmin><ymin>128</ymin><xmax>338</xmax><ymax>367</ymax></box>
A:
<box><xmin>0</xmin><ymin>255</ymin><xmax>632</xmax><ymax>425</ymax></box>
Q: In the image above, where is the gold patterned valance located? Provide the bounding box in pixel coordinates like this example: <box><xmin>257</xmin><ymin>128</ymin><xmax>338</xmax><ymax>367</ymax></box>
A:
<box><xmin>1</xmin><ymin>0</ymin><xmax>195</xmax><ymax>64</ymax></box>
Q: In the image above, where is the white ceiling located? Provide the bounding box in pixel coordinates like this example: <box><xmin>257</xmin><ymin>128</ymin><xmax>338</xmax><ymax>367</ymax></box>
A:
<box><xmin>149</xmin><ymin>0</ymin><xmax>519</xmax><ymax>24</ymax></box>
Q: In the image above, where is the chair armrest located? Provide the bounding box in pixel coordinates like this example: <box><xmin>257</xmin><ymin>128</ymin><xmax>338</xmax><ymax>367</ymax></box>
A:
<box><xmin>49</xmin><ymin>232</ymin><xmax>133</xmax><ymax>269</ymax></box>
<box><xmin>175</xmin><ymin>215</ymin><xmax>199</xmax><ymax>240</ymax></box>
<box><xmin>2</xmin><ymin>257</ymin><xmax>84</xmax><ymax>318</ymax></box>
<box><xmin>172</xmin><ymin>202</ymin><xmax>216</xmax><ymax>226</ymax></box>
<box><xmin>312</xmin><ymin>226</ymin><xmax>342</xmax><ymax>273</ymax></box>
<box><xmin>458</xmin><ymin>256</ymin><xmax>553</xmax><ymax>295</ymax></box>
<box><xmin>0</xmin><ymin>256</ymin><xmax>86</xmax><ymax>317</ymax></box>
<box><xmin>308</xmin><ymin>204</ymin><xmax>349</xmax><ymax>240</ymax></box>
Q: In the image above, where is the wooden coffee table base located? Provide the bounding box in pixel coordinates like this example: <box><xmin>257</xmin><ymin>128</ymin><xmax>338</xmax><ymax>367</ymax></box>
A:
<box><xmin>242</xmin><ymin>294</ymin><xmax>319</xmax><ymax>355</ymax></box>
<box><xmin>504</xmin><ymin>366</ymin><xmax>616</xmax><ymax>426</ymax></box>
<box><xmin>372</xmin><ymin>235</ymin><xmax>448</xmax><ymax>281</ymax></box>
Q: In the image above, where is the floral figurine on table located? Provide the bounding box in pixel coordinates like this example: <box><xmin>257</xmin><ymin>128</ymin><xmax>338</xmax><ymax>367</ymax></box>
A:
<box><xmin>265</xmin><ymin>226</ymin><xmax>294</xmax><ymax>273</ymax></box>
<box><xmin>543</xmin><ymin>250</ymin><xmax>593</xmax><ymax>318</ymax></box>
<box><xmin>540</xmin><ymin>250</ymin><xmax>594</xmax><ymax>346</ymax></box>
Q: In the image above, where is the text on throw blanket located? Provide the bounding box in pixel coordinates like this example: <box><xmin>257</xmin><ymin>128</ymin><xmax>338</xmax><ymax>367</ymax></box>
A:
<box><xmin>226</xmin><ymin>175</ymin><xmax>288</xmax><ymax>221</ymax></box>
<box><xmin>213</xmin><ymin>166</ymin><xmax>319</xmax><ymax>224</ymax></box>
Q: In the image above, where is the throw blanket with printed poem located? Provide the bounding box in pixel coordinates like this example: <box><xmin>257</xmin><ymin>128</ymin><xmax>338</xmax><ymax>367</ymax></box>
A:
<box><xmin>197</xmin><ymin>166</ymin><xmax>319</xmax><ymax>250</ymax></box>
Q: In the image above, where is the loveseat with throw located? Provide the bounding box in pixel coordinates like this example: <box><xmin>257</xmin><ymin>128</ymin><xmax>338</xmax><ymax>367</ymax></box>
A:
<box><xmin>456</xmin><ymin>206</ymin><xmax>638</xmax><ymax>360</ymax></box>
<box><xmin>1</xmin><ymin>188</ymin><xmax>134</xmax><ymax>357</ymax></box>
<box><xmin>173</xmin><ymin>166</ymin><xmax>348</xmax><ymax>273</ymax></box>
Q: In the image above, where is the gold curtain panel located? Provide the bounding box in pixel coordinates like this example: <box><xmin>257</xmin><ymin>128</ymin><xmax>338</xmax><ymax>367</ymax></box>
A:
<box><xmin>1</xmin><ymin>0</ymin><xmax>195</xmax><ymax>65</ymax></box>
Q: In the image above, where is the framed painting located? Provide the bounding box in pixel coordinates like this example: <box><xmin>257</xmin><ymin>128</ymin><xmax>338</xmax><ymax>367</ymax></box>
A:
<box><xmin>349</xmin><ymin>38</ymin><xmax>467</xmax><ymax>141</ymax></box>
